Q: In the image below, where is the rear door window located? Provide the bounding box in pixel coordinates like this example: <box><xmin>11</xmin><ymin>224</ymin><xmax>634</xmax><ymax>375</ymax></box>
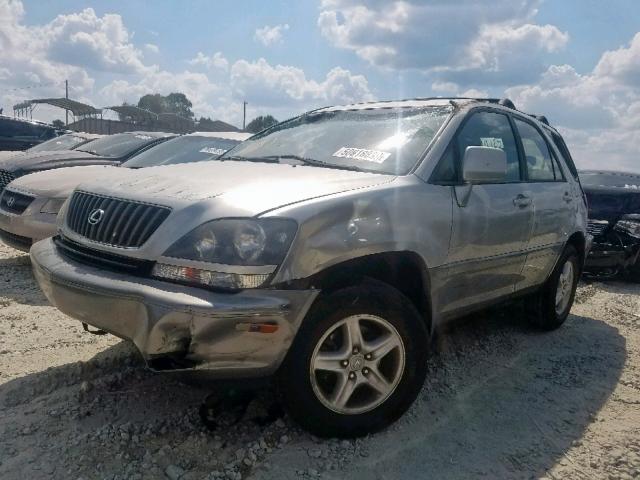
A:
<box><xmin>514</xmin><ymin>118</ymin><xmax>559</xmax><ymax>182</ymax></box>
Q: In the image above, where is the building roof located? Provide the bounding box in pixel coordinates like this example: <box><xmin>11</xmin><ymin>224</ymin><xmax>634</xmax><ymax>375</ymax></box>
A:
<box><xmin>14</xmin><ymin>98</ymin><xmax>101</xmax><ymax>116</ymax></box>
<box><xmin>106</xmin><ymin>105</ymin><xmax>157</xmax><ymax>121</ymax></box>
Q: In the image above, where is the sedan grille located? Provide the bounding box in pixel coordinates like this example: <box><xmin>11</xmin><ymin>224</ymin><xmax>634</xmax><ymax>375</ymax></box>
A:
<box><xmin>587</xmin><ymin>220</ymin><xmax>610</xmax><ymax>237</ymax></box>
<box><xmin>0</xmin><ymin>169</ymin><xmax>15</xmax><ymax>193</ymax></box>
<box><xmin>0</xmin><ymin>189</ymin><xmax>34</xmax><ymax>214</ymax></box>
<box><xmin>66</xmin><ymin>191</ymin><xmax>171</xmax><ymax>248</ymax></box>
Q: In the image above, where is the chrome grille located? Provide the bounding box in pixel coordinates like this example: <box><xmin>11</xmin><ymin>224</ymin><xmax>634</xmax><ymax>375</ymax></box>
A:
<box><xmin>0</xmin><ymin>189</ymin><xmax>34</xmax><ymax>214</ymax></box>
<box><xmin>66</xmin><ymin>191</ymin><xmax>171</xmax><ymax>248</ymax></box>
<box><xmin>0</xmin><ymin>170</ymin><xmax>15</xmax><ymax>193</ymax></box>
<box><xmin>587</xmin><ymin>220</ymin><xmax>610</xmax><ymax>237</ymax></box>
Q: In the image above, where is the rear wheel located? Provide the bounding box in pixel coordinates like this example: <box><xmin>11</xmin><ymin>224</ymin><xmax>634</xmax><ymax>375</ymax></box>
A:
<box><xmin>279</xmin><ymin>284</ymin><xmax>429</xmax><ymax>437</ymax></box>
<box><xmin>528</xmin><ymin>245</ymin><xmax>579</xmax><ymax>330</ymax></box>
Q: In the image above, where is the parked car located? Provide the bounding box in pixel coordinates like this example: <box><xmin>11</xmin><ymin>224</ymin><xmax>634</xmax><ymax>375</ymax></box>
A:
<box><xmin>0</xmin><ymin>131</ymin><xmax>174</xmax><ymax>195</ymax></box>
<box><xmin>0</xmin><ymin>115</ymin><xmax>67</xmax><ymax>151</ymax></box>
<box><xmin>581</xmin><ymin>170</ymin><xmax>640</xmax><ymax>278</ymax></box>
<box><xmin>30</xmin><ymin>98</ymin><xmax>588</xmax><ymax>437</ymax></box>
<box><xmin>0</xmin><ymin>132</ymin><xmax>250</xmax><ymax>251</ymax></box>
<box><xmin>0</xmin><ymin>132</ymin><xmax>103</xmax><ymax>162</ymax></box>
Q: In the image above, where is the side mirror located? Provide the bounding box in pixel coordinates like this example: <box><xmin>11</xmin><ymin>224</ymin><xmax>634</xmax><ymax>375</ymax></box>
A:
<box><xmin>462</xmin><ymin>146</ymin><xmax>507</xmax><ymax>184</ymax></box>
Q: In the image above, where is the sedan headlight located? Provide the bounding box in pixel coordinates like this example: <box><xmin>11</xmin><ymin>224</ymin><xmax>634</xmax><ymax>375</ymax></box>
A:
<box><xmin>40</xmin><ymin>198</ymin><xmax>67</xmax><ymax>214</ymax></box>
<box><xmin>152</xmin><ymin>218</ymin><xmax>297</xmax><ymax>290</ymax></box>
<box><xmin>614</xmin><ymin>215</ymin><xmax>640</xmax><ymax>239</ymax></box>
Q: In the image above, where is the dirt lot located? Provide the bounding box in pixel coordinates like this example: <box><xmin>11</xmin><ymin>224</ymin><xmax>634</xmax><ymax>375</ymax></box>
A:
<box><xmin>0</xmin><ymin>242</ymin><xmax>639</xmax><ymax>480</ymax></box>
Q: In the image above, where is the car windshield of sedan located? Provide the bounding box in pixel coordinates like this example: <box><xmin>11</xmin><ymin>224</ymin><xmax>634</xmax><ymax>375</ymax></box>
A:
<box><xmin>76</xmin><ymin>133</ymin><xmax>160</xmax><ymax>158</ymax></box>
<box><xmin>580</xmin><ymin>171</ymin><xmax>640</xmax><ymax>189</ymax></box>
<box><xmin>122</xmin><ymin>135</ymin><xmax>241</xmax><ymax>168</ymax></box>
<box><xmin>27</xmin><ymin>134</ymin><xmax>89</xmax><ymax>153</ymax></box>
<box><xmin>221</xmin><ymin>105</ymin><xmax>453</xmax><ymax>175</ymax></box>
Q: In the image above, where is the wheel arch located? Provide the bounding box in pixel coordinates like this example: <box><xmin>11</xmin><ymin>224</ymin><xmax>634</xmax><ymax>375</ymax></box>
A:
<box><xmin>286</xmin><ymin>251</ymin><xmax>434</xmax><ymax>335</ymax></box>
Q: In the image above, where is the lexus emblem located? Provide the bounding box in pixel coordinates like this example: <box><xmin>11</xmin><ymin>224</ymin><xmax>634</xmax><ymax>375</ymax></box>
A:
<box><xmin>6</xmin><ymin>196</ymin><xmax>15</xmax><ymax>208</ymax></box>
<box><xmin>88</xmin><ymin>208</ymin><xmax>105</xmax><ymax>225</ymax></box>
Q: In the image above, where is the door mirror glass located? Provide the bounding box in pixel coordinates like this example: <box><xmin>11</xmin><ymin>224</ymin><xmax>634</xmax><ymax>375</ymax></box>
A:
<box><xmin>462</xmin><ymin>146</ymin><xmax>507</xmax><ymax>184</ymax></box>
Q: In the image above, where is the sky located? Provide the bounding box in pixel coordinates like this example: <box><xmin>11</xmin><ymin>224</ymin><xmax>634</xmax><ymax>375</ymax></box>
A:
<box><xmin>1</xmin><ymin>0</ymin><xmax>639</xmax><ymax>170</ymax></box>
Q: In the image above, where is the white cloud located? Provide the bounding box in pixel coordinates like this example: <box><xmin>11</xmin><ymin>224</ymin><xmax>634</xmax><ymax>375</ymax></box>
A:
<box><xmin>254</xmin><ymin>24</ymin><xmax>289</xmax><ymax>46</ymax></box>
<box><xmin>44</xmin><ymin>8</ymin><xmax>148</xmax><ymax>74</ymax></box>
<box><xmin>188</xmin><ymin>51</ymin><xmax>229</xmax><ymax>71</ymax></box>
<box><xmin>230</xmin><ymin>58</ymin><xmax>373</xmax><ymax>108</ymax></box>
<box><xmin>506</xmin><ymin>33</ymin><xmax>640</xmax><ymax>171</ymax></box>
<box><xmin>318</xmin><ymin>0</ymin><xmax>567</xmax><ymax>85</ymax></box>
<box><xmin>144</xmin><ymin>43</ymin><xmax>159</xmax><ymax>54</ymax></box>
<box><xmin>593</xmin><ymin>32</ymin><xmax>640</xmax><ymax>85</ymax></box>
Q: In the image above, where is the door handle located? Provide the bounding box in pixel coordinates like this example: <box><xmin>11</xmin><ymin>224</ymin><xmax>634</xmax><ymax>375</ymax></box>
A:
<box><xmin>513</xmin><ymin>194</ymin><xmax>532</xmax><ymax>208</ymax></box>
<box><xmin>562</xmin><ymin>191</ymin><xmax>573</xmax><ymax>203</ymax></box>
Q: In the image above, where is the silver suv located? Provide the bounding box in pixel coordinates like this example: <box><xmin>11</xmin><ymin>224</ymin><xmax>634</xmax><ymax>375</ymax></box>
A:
<box><xmin>30</xmin><ymin>98</ymin><xmax>589</xmax><ymax>437</ymax></box>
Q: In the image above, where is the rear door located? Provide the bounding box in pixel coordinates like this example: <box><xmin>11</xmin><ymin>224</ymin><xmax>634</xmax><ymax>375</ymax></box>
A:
<box><xmin>512</xmin><ymin>116</ymin><xmax>574</xmax><ymax>289</ymax></box>
<box><xmin>441</xmin><ymin>110</ymin><xmax>534</xmax><ymax>313</ymax></box>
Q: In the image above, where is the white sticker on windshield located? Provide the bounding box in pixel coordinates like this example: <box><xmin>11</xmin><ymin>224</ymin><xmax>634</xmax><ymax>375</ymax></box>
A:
<box><xmin>199</xmin><ymin>147</ymin><xmax>227</xmax><ymax>156</ymax></box>
<box><xmin>480</xmin><ymin>137</ymin><xmax>504</xmax><ymax>149</ymax></box>
<box><xmin>332</xmin><ymin>147</ymin><xmax>391</xmax><ymax>164</ymax></box>
<box><xmin>134</xmin><ymin>134</ymin><xmax>152</xmax><ymax>140</ymax></box>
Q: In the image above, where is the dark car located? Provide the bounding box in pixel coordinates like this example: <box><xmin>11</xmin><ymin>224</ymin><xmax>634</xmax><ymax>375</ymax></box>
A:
<box><xmin>0</xmin><ymin>132</ymin><xmax>103</xmax><ymax>163</ymax></box>
<box><xmin>0</xmin><ymin>131</ymin><xmax>174</xmax><ymax>194</ymax></box>
<box><xmin>0</xmin><ymin>116</ymin><xmax>67</xmax><ymax>151</ymax></box>
<box><xmin>581</xmin><ymin>170</ymin><xmax>640</xmax><ymax>278</ymax></box>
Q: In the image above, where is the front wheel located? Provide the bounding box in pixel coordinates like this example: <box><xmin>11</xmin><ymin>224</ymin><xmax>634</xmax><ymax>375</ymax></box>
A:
<box><xmin>278</xmin><ymin>284</ymin><xmax>429</xmax><ymax>438</ymax></box>
<box><xmin>527</xmin><ymin>245</ymin><xmax>580</xmax><ymax>330</ymax></box>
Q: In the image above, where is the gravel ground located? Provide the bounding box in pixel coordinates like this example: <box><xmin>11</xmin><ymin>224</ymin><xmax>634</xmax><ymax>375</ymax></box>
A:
<box><xmin>0</xmin><ymin>242</ymin><xmax>639</xmax><ymax>480</ymax></box>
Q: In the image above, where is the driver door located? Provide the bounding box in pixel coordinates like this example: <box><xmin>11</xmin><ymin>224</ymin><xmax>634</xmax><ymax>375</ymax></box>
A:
<box><xmin>441</xmin><ymin>110</ymin><xmax>534</xmax><ymax>314</ymax></box>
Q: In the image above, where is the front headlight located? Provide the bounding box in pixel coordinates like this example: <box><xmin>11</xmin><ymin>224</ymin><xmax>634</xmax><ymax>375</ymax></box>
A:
<box><xmin>40</xmin><ymin>198</ymin><xmax>67</xmax><ymax>214</ymax></box>
<box><xmin>152</xmin><ymin>218</ymin><xmax>297</xmax><ymax>289</ymax></box>
<box><xmin>614</xmin><ymin>215</ymin><xmax>640</xmax><ymax>239</ymax></box>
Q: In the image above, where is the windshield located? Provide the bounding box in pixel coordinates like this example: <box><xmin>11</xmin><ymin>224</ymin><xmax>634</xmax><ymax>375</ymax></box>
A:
<box><xmin>27</xmin><ymin>134</ymin><xmax>90</xmax><ymax>153</ymax></box>
<box><xmin>122</xmin><ymin>135</ymin><xmax>241</xmax><ymax>168</ymax></box>
<box><xmin>580</xmin><ymin>171</ymin><xmax>640</xmax><ymax>189</ymax></box>
<box><xmin>76</xmin><ymin>133</ymin><xmax>161</xmax><ymax>158</ymax></box>
<box><xmin>221</xmin><ymin>106</ymin><xmax>452</xmax><ymax>175</ymax></box>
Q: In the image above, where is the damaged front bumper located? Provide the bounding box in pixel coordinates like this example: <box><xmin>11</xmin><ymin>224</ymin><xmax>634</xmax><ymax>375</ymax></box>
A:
<box><xmin>30</xmin><ymin>238</ymin><xmax>319</xmax><ymax>378</ymax></box>
<box><xmin>584</xmin><ymin>233</ymin><xmax>640</xmax><ymax>276</ymax></box>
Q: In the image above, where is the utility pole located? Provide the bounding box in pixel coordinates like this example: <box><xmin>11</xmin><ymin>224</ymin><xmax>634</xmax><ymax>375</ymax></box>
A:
<box><xmin>243</xmin><ymin>101</ymin><xmax>248</xmax><ymax>131</ymax></box>
<box><xmin>65</xmin><ymin>79</ymin><xmax>69</xmax><ymax>126</ymax></box>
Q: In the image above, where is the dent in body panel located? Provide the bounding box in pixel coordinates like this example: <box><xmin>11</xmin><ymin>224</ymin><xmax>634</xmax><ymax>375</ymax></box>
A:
<box><xmin>269</xmin><ymin>177</ymin><xmax>453</xmax><ymax>290</ymax></box>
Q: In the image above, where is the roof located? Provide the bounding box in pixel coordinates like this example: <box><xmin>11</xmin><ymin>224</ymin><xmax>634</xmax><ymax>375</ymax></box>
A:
<box><xmin>195</xmin><ymin>119</ymin><xmax>240</xmax><ymax>132</ymax></box>
<box><xmin>580</xmin><ymin>170</ymin><xmax>640</xmax><ymax>178</ymax></box>
<box><xmin>187</xmin><ymin>131</ymin><xmax>252</xmax><ymax>141</ymax></box>
<box><xmin>116</xmin><ymin>131</ymin><xmax>175</xmax><ymax>138</ymax></box>
<box><xmin>315</xmin><ymin>98</ymin><xmax>455</xmax><ymax>112</ymax></box>
<box><xmin>106</xmin><ymin>105</ymin><xmax>157</xmax><ymax>121</ymax></box>
<box><xmin>14</xmin><ymin>98</ymin><xmax>101</xmax><ymax>116</ymax></box>
<box><xmin>0</xmin><ymin>114</ymin><xmax>60</xmax><ymax>128</ymax></box>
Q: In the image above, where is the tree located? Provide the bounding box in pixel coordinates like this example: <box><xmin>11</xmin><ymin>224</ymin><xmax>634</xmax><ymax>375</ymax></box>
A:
<box><xmin>245</xmin><ymin>115</ymin><xmax>278</xmax><ymax>133</ymax></box>
<box><xmin>137</xmin><ymin>92</ymin><xmax>194</xmax><ymax>118</ymax></box>
<box><xmin>51</xmin><ymin>119</ymin><xmax>65</xmax><ymax>128</ymax></box>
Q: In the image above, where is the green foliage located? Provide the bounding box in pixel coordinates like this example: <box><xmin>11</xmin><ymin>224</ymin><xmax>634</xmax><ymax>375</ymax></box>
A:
<box><xmin>51</xmin><ymin>119</ymin><xmax>65</xmax><ymax>128</ymax></box>
<box><xmin>137</xmin><ymin>92</ymin><xmax>194</xmax><ymax>118</ymax></box>
<box><xmin>245</xmin><ymin>115</ymin><xmax>278</xmax><ymax>133</ymax></box>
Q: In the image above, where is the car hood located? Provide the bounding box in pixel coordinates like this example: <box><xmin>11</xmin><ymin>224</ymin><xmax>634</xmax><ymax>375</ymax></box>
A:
<box><xmin>584</xmin><ymin>185</ymin><xmax>640</xmax><ymax>223</ymax></box>
<box><xmin>8</xmin><ymin>165</ymin><xmax>124</xmax><ymax>198</ymax></box>
<box><xmin>78</xmin><ymin>161</ymin><xmax>396</xmax><ymax>215</ymax></box>
<box><xmin>0</xmin><ymin>150</ymin><xmax>117</xmax><ymax>175</ymax></box>
<box><xmin>0</xmin><ymin>150</ymin><xmax>27</xmax><ymax>161</ymax></box>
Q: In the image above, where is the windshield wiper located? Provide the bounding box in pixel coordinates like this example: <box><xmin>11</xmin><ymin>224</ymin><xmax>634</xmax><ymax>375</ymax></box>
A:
<box><xmin>220</xmin><ymin>155</ymin><xmax>280</xmax><ymax>164</ymax></box>
<box><xmin>261</xmin><ymin>155</ymin><xmax>366</xmax><ymax>172</ymax></box>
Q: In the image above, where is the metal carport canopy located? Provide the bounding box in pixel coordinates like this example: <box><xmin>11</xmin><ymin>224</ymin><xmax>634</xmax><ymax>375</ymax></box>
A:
<box><xmin>13</xmin><ymin>98</ymin><xmax>101</xmax><ymax>116</ymax></box>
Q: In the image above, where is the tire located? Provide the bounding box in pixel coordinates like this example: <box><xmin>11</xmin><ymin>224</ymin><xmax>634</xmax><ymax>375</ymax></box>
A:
<box><xmin>527</xmin><ymin>245</ymin><xmax>580</xmax><ymax>330</ymax></box>
<box><xmin>278</xmin><ymin>283</ymin><xmax>429</xmax><ymax>438</ymax></box>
